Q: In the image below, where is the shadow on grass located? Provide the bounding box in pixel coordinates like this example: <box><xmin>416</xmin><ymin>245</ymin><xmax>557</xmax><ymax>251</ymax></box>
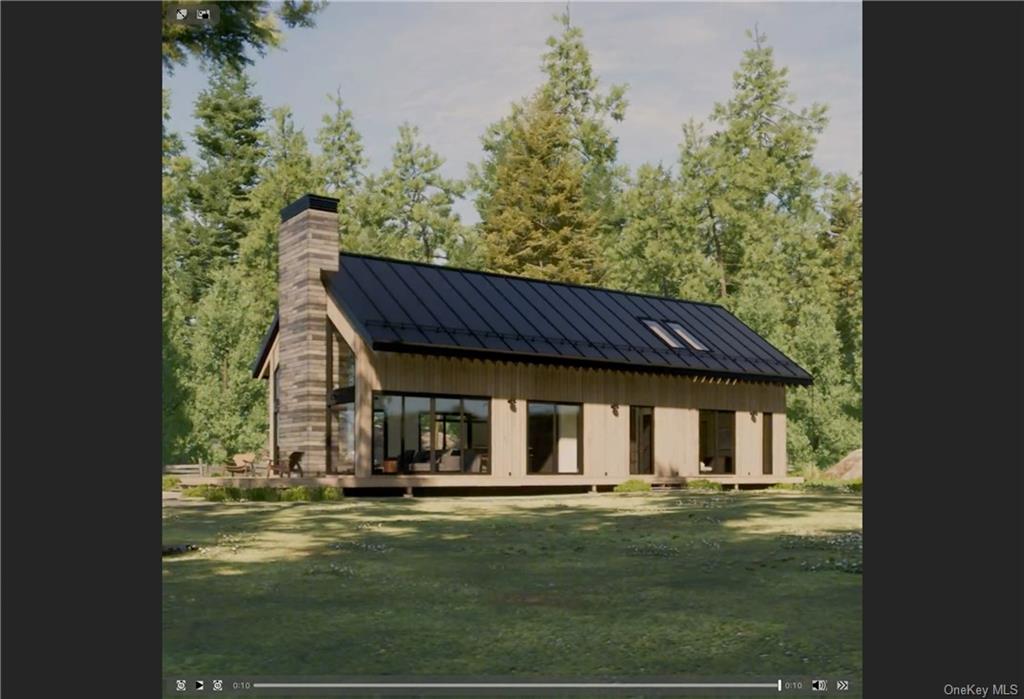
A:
<box><xmin>163</xmin><ymin>493</ymin><xmax>862</xmax><ymax>683</ymax></box>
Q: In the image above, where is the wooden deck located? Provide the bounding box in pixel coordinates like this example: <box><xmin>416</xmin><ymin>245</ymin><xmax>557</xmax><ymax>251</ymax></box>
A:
<box><xmin>177</xmin><ymin>473</ymin><xmax>803</xmax><ymax>492</ymax></box>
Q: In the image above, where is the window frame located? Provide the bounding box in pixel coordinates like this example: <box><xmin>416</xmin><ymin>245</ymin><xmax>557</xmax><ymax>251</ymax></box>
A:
<box><xmin>641</xmin><ymin>319</ymin><xmax>683</xmax><ymax>349</ymax></box>
<box><xmin>526</xmin><ymin>401</ymin><xmax>584</xmax><ymax>475</ymax></box>
<box><xmin>370</xmin><ymin>390</ymin><xmax>492</xmax><ymax>476</ymax></box>
<box><xmin>698</xmin><ymin>409</ymin><xmax>736</xmax><ymax>475</ymax></box>
<box><xmin>629</xmin><ymin>405</ymin><xmax>655</xmax><ymax>475</ymax></box>
<box><xmin>665</xmin><ymin>321</ymin><xmax>709</xmax><ymax>352</ymax></box>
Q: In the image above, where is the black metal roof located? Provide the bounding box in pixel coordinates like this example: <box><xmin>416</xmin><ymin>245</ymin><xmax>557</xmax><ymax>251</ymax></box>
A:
<box><xmin>307</xmin><ymin>253</ymin><xmax>811</xmax><ymax>385</ymax></box>
<box><xmin>250</xmin><ymin>311</ymin><xmax>279</xmax><ymax>378</ymax></box>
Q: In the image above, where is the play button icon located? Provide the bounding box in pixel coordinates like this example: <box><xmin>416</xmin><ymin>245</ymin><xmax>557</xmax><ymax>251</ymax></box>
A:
<box><xmin>194</xmin><ymin>680</ymin><xmax>205</xmax><ymax>691</ymax></box>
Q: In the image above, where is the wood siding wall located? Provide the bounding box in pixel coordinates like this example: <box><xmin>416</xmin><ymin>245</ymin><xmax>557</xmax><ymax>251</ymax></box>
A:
<box><xmin>320</xmin><ymin>297</ymin><xmax>788</xmax><ymax>481</ymax></box>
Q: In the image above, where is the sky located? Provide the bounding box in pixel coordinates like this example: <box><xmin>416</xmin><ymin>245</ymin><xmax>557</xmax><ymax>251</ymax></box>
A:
<box><xmin>164</xmin><ymin>1</ymin><xmax>862</xmax><ymax>224</ymax></box>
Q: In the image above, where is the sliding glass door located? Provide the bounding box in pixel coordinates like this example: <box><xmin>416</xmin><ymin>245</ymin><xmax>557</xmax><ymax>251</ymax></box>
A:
<box><xmin>527</xmin><ymin>402</ymin><xmax>582</xmax><ymax>474</ymax></box>
<box><xmin>699</xmin><ymin>410</ymin><xmax>735</xmax><ymax>474</ymax></box>
<box><xmin>629</xmin><ymin>406</ymin><xmax>654</xmax><ymax>475</ymax></box>
<box><xmin>371</xmin><ymin>393</ymin><xmax>491</xmax><ymax>474</ymax></box>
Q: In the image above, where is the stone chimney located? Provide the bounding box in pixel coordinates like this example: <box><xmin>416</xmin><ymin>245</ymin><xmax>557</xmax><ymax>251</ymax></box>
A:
<box><xmin>276</xmin><ymin>194</ymin><xmax>339</xmax><ymax>474</ymax></box>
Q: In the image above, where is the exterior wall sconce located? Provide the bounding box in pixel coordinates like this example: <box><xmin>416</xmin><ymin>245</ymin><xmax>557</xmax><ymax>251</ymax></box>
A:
<box><xmin>611</xmin><ymin>403</ymin><xmax>620</xmax><ymax>416</ymax></box>
<box><xmin>508</xmin><ymin>398</ymin><xmax>517</xmax><ymax>411</ymax></box>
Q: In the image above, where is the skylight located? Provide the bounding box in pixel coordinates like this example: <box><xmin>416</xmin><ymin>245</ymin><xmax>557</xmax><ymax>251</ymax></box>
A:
<box><xmin>642</xmin><ymin>319</ymin><xmax>682</xmax><ymax>349</ymax></box>
<box><xmin>666</xmin><ymin>321</ymin><xmax>709</xmax><ymax>351</ymax></box>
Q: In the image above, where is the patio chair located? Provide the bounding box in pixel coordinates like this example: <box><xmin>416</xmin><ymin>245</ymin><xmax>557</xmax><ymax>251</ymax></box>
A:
<box><xmin>270</xmin><ymin>451</ymin><xmax>304</xmax><ymax>478</ymax></box>
<box><xmin>225</xmin><ymin>452</ymin><xmax>256</xmax><ymax>476</ymax></box>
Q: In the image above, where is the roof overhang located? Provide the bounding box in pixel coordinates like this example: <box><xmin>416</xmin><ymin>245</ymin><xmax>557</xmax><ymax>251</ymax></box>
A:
<box><xmin>370</xmin><ymin>341</ymin><xmax>813</xmax><ymax>387</ymax></box>
<box><xmin>250</xmin><ymin>312</ymin><xmax>279</xmax><ymax>379</ymax></box>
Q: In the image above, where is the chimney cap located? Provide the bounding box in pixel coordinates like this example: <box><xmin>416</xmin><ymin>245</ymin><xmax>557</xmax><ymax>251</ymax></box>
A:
<box><xmin>280</xmin><ymin>193</ymin><xmax>339</xmax><ymax>222</ymax></box>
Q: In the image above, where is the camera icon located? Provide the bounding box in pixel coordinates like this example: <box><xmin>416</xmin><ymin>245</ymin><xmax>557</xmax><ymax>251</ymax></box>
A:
<box><xmin>197</xmin><ymin>8</ymin><xmax>211</xmax><ymax>20</ymax></box>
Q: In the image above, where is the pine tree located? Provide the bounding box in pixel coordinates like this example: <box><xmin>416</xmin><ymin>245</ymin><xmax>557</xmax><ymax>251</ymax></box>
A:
<box><xmin>665</xmin><ymin>29</ymin><xmax>859</xmax><ymax>471</ymax></box>
<box><xmin>606</xmin><ymin>163</ymin><xmax>715</xmax><ymax>299</ymax></box>
<box><xmin>315</xmin><ymin>89</ymin><xmax>369</xmax><ymax>250</ymax></box>
<box><xmin>473</xmin><ymin>12</ymin><xmax>627</xmax><ymax>240</ymax></box>
<box><xmin>481</xmin><ymin>93</ymin><xmax>602</xmax><ymax>285</ymax></box>
<box><xmin>163</xmin><ymin>0</ymin><xmax>326</xmax><ymax>73</ymax></box>
<box><xmin>316</xmin><ymin>88</ymin><xmax>366</xmax><ymax>196</ymax></box>
<box><xmin>185</xmin><ymin>264</ymin><xmax>274</xmax><ymax>463</ymax></box>
<box><xmin>190</xmin><ymin>67</ymin><xmax>267</xmax><ymax>256</ymax></box>
<box><xmin>162</xmin><ymin>90</ymin><xmax>194</xmax><ymax>464</ymax></box>
<box><xmin>170</xmin><ymin>67</ymin><xmax>267</xmax><ymax>306</ymax></box>
<box><xmin>822</xmin><ymin>172</ymin><xmax>863</xmax><ymax>415</ymax></box>
<box><xmin>241</xmin><ymin>106</ymin><xmax>319</xmax><ymax>279</ymax></box>
<box><xmin>350</xmin><ymin>124</ymin><xmax>466</xmax><ymax>263</ymax></box>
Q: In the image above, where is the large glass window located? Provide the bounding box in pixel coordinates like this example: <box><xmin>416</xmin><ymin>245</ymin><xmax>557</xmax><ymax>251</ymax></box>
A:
<box><xmin>762</xmin><ymin>412</ymin><xmax>773</xmax><ymax>475</ymax></box>
<box><xmin>699</xmin><ymin>410</ymin><xmax>735</xmax><ymax>474</ymax></box>
<box><xmin>629</xmin><ymin>406</ymin><xmax>654</xmax><ymax>475</ymax></box>
<box><xmin>329</xmin><ymin>403</ymin><xmax>356</xmax><ymax>475</ymax></box>
<box><xmin>527</xmin><ymin>402</ymin><xmax>582</xmax><ymax>474</ymax></box>
<box><xmin>327</xmin><ymin>326</ymin><xmax>357</xmax><ymax>473</ymax></box>
<box><xmin>272</xmin><ymin>365</ymin><xmax>280</xmax><ymax>464</ymax></box>
<box><xmin>371</xmin><ymin>393</ymin><xmax>491</xmax><ymax>475</ymax></box>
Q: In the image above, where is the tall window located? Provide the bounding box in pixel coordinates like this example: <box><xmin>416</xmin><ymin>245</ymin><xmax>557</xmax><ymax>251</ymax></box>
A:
<box><xmin>327</xmin><ymin>326</ymin><xmax>356</xmax><ymax>474</ymax></box>
<box><xmin>527</xmin><ymin>402</ymin><xmax>582</xmax><ymax>474</ymax></box>
<box><xmin>762</xmin><ymin>412</ymin><xmax>773</xmax><ymax>475</ymax></box>
<box><xmin>699</xmin><ymin>410</ymin><xmax>735</xmax><ymax>474</ymax></box>
<box><xmin>629</xmin><ymin>406</ymin><xmax>654</xmax><ymax>475</ymax></box>
<box><xmin>371</xmin><ymin>393</ymin><xmax>490</xmax><ymax>474</ymax></box>
<box><xmin>272</xmin><ymin>364</ymin><xmax>281</xmax><ymax>464</ymax></box>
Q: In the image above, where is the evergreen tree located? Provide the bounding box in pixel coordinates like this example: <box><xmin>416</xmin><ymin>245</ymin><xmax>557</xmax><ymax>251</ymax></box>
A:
<box><xmin>350</xmin><ymin>124</ymin><xmax>466</xmax><ymax>263</ymax></box>
<box><xmin>473</xmin><ymin>12</ymin><xmax>627</xmax><ymax>240</ymax></box>
<box><xmin>162</xmin><ymin>91</ymin><xmax>194</xmax><ymax>463</ymax></box>
<box><xmin>184</xmin><ymin>264</ymin><xmax>274</xmax><ymax>463</ymax></box>
<box><xmin>241</xmin><ymin>106</ymin><xmax>319</xmax><ymax>279</ymax></box>
<box><xmin>316</xmin><ymin>88</ymin><xmax>367</xmax><ymax>196</ymax></box>
<box><xmin>480</xmin><ymin>93</ymin><xmax>602</xmax><ymax>284</ymax></box>
<box><xmin>606</xmin><ymin>163</ymin><xmax>716</xmax><ymax>299</ymax></box>
<box><xmin>166</xmin><ymin>67</ymin><xmax>267</xmax><ymax>308</ymax></box>
<box><xmin>665</xmin><ymin>30</ymin><xmax>860</xmax><ymax>470</ymax></box>
<box><xmin>822</xmin><ymin>172</ymin><xmax>863</xmax><ymax>414</ymax></box>
<box><xmin>163</xmin><ymin>0</ymin><xmax>326</xmax><ymax>73</ymax></box>
<box><xmin>315</xmin><ymin>89</ymin><xmax>368</xmax><ymax>246</ymax></box>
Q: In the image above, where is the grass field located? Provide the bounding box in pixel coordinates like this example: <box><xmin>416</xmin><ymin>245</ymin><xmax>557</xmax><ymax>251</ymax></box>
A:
<box><xmin>163</xmin><ymin>491</ymin><xmax>862</xmax><ymax>685</ymax></box>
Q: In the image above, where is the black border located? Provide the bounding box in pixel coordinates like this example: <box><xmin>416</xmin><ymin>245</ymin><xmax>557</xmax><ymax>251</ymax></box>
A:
<box><xmin>865</xmin><ymin>1</ymin><xmax>1022</xmax><ymax>693</ymax></box>
<box><xmin>1</xmin><ymin>2</ymin><xmax>161</xmax><ymax>697</ymax></box>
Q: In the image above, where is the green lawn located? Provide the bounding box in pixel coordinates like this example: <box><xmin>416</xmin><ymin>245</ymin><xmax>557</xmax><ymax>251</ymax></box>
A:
<box><xmin>163</xmin><ymin>491</ymin><xmax>861</xmax><ymax>683</ymax></box>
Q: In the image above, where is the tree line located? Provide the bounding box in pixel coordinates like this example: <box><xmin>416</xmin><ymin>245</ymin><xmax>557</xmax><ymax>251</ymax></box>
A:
<box><xmin>163</xmin><ymin>10</ymin><xmax>862</xmax><ymax>473</ymax></box>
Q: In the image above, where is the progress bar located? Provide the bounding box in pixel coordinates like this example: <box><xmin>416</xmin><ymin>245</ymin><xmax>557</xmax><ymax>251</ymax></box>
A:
<box><xmin>253</xmin><ymin>680</ymin><xmax>783</xmax><ymax>690</ymax></box>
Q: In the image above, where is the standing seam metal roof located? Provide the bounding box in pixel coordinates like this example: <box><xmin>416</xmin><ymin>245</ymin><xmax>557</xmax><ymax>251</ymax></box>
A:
<box><xmin>280</xmin><ymin>252</ymin><xmax>815</xmax><ymax>385</ymax></box>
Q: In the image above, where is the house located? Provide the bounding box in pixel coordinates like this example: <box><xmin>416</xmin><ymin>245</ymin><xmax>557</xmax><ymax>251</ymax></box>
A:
<box><xmin>248</xmin><ymin>193</ymin><xmax>811</xmax><ymax>490</ymax></box>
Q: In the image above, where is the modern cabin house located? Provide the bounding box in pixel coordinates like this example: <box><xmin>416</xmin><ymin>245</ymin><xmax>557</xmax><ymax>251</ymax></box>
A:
<box><xmin>247</xmin><ymin>194</ymin><xmax>811</xmax><ymax>491</ymax></box>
